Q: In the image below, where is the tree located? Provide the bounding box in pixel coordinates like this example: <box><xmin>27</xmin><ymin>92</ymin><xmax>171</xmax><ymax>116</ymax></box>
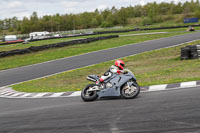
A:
<box><xmin>91</xmin><ymin>18</ymin><xmax>98</xmax><ymax>27</ymax></box>
<box><xmin>173</xmin><ymin>2</ymin><xmax>183</xmax><ymax>14</ymax></box>
<box><xmin>134</xmin><ymin>5</ymin><xmax>142</xmax><ymax>17</ymax></box>
<box><xmin>80</xmin><ymin>12</ymin><xmax>93</xmax><ymax>28</ymax></box>
<box><xmin>101</xmin><ymin>9</ymin><xmax>111</xmax><ymax>20</ymax></box>
<box><xmin>158</xmin><ymin>2</ymin><xmax>171</xmax><ymax>15</ymax></box>
<box><xmin>30</xmin><ymin>12</ymin><xmax>39</xmax><ymax>31</ymax></box>
<box><xmin>106</xmin><ymin>14</ymin><xmax>114</xmax><ymax>26</ymax></box>
<box><xmin>142</xmin><ymin>17</ymin><xmax>152</xmax><ymax>26</ymax></box>
<box><xmin>101</xmin><ymin>21</ymin><xmax>113</xmax><ymax>28</ymax></box>
<box><xmin>21</xmin><ymin>17</ymin><xmax>31</xmax><ymax>33</ymax></box>
<box><xmin>117</xmin><ymin>7</ymin><xmax>128</xmax><ymax>26</ymax></box>
<box><xmin>194</xmin><ymin>10</ymin><xmax>200</xmax><ymax>18</ymax></box>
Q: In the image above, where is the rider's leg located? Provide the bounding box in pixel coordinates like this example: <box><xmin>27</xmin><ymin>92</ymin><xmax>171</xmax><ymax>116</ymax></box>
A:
<box><xmin>100</xmin><ymin>72</ymin><xmax>112</xmax><ymax>83</ymax></box>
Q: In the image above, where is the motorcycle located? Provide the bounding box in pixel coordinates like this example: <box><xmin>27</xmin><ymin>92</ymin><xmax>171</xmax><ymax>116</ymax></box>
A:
<box><xmin>81</xmin><ymin>69</ymin><xmax>140</xmax><ymax>102</ymax></box>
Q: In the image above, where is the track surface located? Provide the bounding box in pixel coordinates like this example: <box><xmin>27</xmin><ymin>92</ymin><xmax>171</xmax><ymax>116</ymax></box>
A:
<box><xmin>1</xmin><ymin>32</ymin><xmax>200</xmax><ymax>87</ymax></box>
<box><xmin>0</xmin><ymin>87</ymin><xmax>200</xmax><ymax>133</ymax></box>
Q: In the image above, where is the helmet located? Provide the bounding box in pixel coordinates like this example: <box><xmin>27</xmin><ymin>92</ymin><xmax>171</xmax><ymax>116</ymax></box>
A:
<box><xmin>115</xmin><ymin>60</ymin><xmax>125</xmax><ymax>70</ymax></box>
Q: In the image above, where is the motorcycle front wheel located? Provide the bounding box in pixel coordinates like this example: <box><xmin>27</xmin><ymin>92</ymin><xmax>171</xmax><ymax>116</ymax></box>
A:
<box><xmin>81</xmin><ymin>84</ymin><xmax>98</xmax><ymax>102</ymax></box>
<box><xmin>121</xmin><ymin>82</ymin><xmax>140</xmax><ymax>99</ymax></box>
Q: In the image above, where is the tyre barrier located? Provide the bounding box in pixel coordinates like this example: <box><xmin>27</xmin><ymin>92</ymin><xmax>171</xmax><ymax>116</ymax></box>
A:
<box><xmin>0</xmin><ymin>35</ymin><xmax>119</xmax><ymax>58</ymax></box>
<box><xmin>181</xmin><ymin>45</ymin><xmax>200</xmax><ymax>60</ymax></box>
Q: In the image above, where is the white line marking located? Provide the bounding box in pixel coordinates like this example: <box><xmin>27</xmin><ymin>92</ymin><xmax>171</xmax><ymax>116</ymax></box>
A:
<box><xmin>0</xmin><ymin>83</ymin><xmax>200</xmax><ymax>98</ymax></box>
<box><xmin>48</xmin><ymin>92</ymin><xmax>65</xmax><ymax>97</ymax></box>
<box><xmin>0</xmin><ymin>89</ymin><xmax>9</xmax><ymax>92</ymax></box>
<box><xmin>10</xmin><ymin>93</ymin><xmax>25</xmax><ymax>97</ymax></box>
<box><xmin>68</xmin><ymin>91</ymin><xmax>81</xmax><ymax>97</ymax></box>
<box><xmin>20</xmin><ymin>93</ymin><xmax>32</xmax><ymax>97</ymax></box>
<box><xmin>180</xmin><ymin>81</ymin><xmax>197</xmax><ymax>88</ymax></box>
<box><xmin>149</xmin><ymin>84</ymin><xmax>167</xmax><ymax>91</ymax></box>
<box><xmin>0</xmin><ymin>91</ymin><xmax>12</xmax><ymax>95</ymax></box>
<box><xmin>0</xmin><ymin>87</ymin><xmax>5</xmax><ymax>90</ymax></box>
<box><xmin>142</xmin><ymin>84</ymin><xmax>200</xmax><ymax>93</ymax></box>
<box><xmin>32</xmin><ymin>93</ymin><xmax>49</xmax><ymax>97</ymax></box>
<box><xmin>3</xmin><ymin>92</ymin><xmax>15</xmax><ymax>96</ymax></box>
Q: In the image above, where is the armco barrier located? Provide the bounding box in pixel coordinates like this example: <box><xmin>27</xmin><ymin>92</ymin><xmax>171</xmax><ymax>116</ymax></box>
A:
<box><xmin>0</xmin><ymin>35</ymin><xmax>119</xmax><ymax>58</ymax></box>
<box><xmin>0</xmin><ymin>40</ymin><xmax>24</xmax><ymax>45</ymax></box>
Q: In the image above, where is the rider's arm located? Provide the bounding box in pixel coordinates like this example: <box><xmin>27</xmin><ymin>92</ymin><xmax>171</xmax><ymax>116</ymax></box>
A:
<box><xmin>110</xmin><ymin>67</ymin><xmax>123</xmax><ymax>74</ymax></box>
<box><xmin>110</xmin><ymin>67</ymin><xmax>118</xmax><ymax>74</ymax></box>
<box><xmin>110</xmin><ymin>66</ymin><xmax>127</xmax><ymax>74</ymax></box>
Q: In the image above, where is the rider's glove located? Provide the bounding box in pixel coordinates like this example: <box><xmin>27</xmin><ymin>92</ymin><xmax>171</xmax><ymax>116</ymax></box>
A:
<box><xmin>122</xmin><ymin>70</ymin><xmax>128</xmax><ymax>74</ymax></box>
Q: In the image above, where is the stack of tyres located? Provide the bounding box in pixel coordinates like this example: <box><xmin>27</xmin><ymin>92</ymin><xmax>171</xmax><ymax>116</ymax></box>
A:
<box><xmin>181</xmin><ymin>45</ymin><xmax>200</xmax><ymax>60</ymax></box>
<box><xmin>197</xmin><ymin>45</ymin><xmax>200</xmax><ymax>58</ymax></box>
<box><xmin>181</xmin><ymin>47</ymin><xmax>190</xmax><ymax>60</ymax></box>
<box><xmin>189</xmin><ymin>45</ymin><xmax>198</xmax><ymax>59</ymax></box>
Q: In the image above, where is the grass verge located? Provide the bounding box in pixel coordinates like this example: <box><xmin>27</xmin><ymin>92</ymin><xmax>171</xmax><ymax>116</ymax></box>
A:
<box><xmin>0</xmin><ymin>32</ymin><xmax>188</xmax><ymax>70</ymax></box>
<box><xmin>12</xmin><ymin>40</ymin><xmax>200</xmax><ymax>93</ymax></box>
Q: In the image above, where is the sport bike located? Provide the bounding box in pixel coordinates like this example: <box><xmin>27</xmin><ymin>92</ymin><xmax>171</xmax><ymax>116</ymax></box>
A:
<box><xmin>81</xmin><ymin>69</ymin><xmax>140</xmax><ymax>102</ymax></box>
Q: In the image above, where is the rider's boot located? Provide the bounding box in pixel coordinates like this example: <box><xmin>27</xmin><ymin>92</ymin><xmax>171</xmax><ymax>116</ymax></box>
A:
<box><xmin>96</xmin><ymin>78</ymin><xmax>104</xmax><ymax>89</ymax></box>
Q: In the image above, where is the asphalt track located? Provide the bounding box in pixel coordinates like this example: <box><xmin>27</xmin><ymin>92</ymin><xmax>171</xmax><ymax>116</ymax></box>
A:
<box><xmin>0</xmin><ymin>87</ymin><xmax>200</xmax><ymax>133</ymax></box>
<box><xmin>1</xmin><ymin>32</ymin><xmax>200</xmax><ymax>87</ymax></box>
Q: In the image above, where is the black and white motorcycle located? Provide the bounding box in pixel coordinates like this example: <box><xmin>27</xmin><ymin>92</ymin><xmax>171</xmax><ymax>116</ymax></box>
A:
<box><xmin>81</xmin><ymin>69</ymin><xmax>140</xmax><ymax>102</ymax></box>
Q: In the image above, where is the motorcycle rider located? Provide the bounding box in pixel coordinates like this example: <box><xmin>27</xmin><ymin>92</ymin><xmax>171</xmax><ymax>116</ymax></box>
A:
<box><xmin>98</xmin><ymin>60</ymin><xmax>127</xmax><ymax>84</ymax></box>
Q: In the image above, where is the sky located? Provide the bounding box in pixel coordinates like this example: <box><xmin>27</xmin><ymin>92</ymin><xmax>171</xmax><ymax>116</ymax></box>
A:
<box><xmin>0</xmin><ymin>0</ymin><xmax>191</xmax><ymax>20</ymax></box>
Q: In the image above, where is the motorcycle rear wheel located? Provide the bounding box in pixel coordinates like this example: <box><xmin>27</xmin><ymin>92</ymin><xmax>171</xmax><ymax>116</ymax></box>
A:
<box><xmin>121</xmin><ymin>82</ymin><xmax>140</xmax><ymax>99</ymax></box>
<box><xmin>81</xmin><ymin>84</ymin><xmax>98</xmax><ymax>102</ymax></box>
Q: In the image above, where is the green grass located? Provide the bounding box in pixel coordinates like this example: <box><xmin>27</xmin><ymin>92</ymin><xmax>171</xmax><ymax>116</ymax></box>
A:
<box><xmin>12</xmin><ymin>38</ymin><xmax>200</xmax><ymax>93</ymax></box>
<box><xmin>0</xmin><ymin>32</ymin><xmax>189</xmax><ymax>70</ymax></box>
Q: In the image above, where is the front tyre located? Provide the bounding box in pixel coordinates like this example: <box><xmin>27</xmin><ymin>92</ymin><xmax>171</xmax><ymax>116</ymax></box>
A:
<box><xmin>81</xmin><ymin>84</ymin><xmax>98</xmax><ymax>102</ymax></box>
<box><xmin>121</xmin><ymin>82</ymin><xmax>140</xmax><ymax>99</ymax></box>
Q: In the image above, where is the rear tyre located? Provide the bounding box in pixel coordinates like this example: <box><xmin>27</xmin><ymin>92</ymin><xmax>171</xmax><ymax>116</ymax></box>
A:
<box><xmin>81</xmin><ymin>84</ymin><xmax>98</xmax><ymax>102</ymax></box>
<box><xmin>121</xmin><ymin>81</ymin><xmax>140</xmax><ymax>99</ymax></box>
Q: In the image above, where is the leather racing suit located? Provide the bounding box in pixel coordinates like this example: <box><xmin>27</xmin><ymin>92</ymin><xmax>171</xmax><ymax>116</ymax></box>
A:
<box><xmin>99</xmin><ymin>65</ymin><xmax>125</xmax><ymax>82</ymax></box>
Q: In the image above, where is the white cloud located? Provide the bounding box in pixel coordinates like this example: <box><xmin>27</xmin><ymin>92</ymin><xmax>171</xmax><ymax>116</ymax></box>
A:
<box><xmin>97</xmin><ymin>5</ymin><xmax>108</xmax><ymax>11</ymax></box>
<box><xmin>7</xmin><ymin>1</ymin><xmax>23</xmax><ymax>8</ymax></box>
<box><xmin>62</xmin><ymin>1</ymin><xmax>79</xmax><ymax>8</ymax></box>
<box><xmin>140</xmin><ymin>0</ymin><xmax>146</xmax><ymax>6</ymax></box>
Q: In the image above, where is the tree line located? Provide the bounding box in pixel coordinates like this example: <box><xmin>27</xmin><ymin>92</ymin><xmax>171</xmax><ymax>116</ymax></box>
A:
<box><xmin>1</xmin><ymin>0</ymin><xmax>200</xmax><ymax>35</ymax></box>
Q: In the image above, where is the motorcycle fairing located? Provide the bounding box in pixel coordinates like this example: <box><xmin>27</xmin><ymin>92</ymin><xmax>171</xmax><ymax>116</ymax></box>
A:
<box><xmin>97</xmin><ymin>73</ymin><xmax>133</xmax><ymax>98</ymax></box>
<box><xmin>87</xmin><ymin>75</ymin><xmax>99</xmax><ymax>82</ymax></box>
